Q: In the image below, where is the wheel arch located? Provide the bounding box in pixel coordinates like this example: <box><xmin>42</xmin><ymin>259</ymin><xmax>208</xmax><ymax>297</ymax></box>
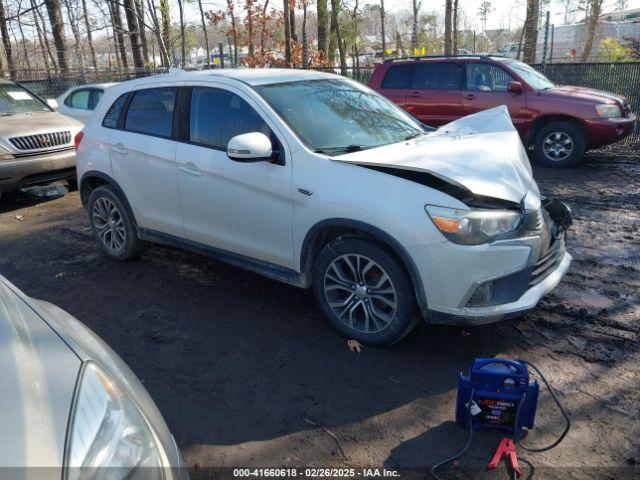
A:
<box><xmin>528</xmin><ymin>114</ymin><xmax>587</xmax><ymax>146</ymax></box>
<box><xmin>300</xmin><ymin>219</ymin><xmax>427</xmax><ymax>314</ymax></box>
<box><xmin>79</xmin><ymin>171</ymin><xmax>138</xmax><ymax>227</ymax></box>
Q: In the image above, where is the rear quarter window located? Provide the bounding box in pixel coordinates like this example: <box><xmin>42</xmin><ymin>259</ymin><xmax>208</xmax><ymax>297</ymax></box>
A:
<box><xmin>102</xmin><ymin>93</ymin><xmax>128</xmax><ymax>129</ymax></box>
<box><xmin>381</xmin><ymin>65</ymin><xmax>414</xmax><ymax>89</ymax></box>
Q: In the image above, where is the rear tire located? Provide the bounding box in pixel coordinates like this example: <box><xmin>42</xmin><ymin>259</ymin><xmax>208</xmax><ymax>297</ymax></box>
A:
<box><xmin>87</xmin><ymin>186</ymin><xmax>146</xmax><ymax>260</ymax></box>
<box><xmin>533</xmin><ymin>122</ymin><xmax>585</xmax><ymax>168</ymax></box>
<box><xmin>312</xmin><ymin>235</ymin><xmax>418</xmax><ymax>345</ymax></box>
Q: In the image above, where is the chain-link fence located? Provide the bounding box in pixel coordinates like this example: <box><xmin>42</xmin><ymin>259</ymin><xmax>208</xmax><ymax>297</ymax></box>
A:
<box><xmin>2</xmin><ymin>62</ymin><xmax>638</xmax><ymax>150</ymax></box>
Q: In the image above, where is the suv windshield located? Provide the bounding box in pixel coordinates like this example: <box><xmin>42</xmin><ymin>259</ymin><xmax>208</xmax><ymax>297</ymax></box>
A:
<box><xmin>505</xmin><ymin>60</ymin><xmax>555</xmax><ymax>91</ymax></box>
<box><xmin>0</xmin><ymin>83</ymin><xmax>51</xmax><ymax>115</ymax></box>
<box><xmin>255</xmin><ymin>79</ymin><xmax>424</xmax><ymax>154</ymax></box>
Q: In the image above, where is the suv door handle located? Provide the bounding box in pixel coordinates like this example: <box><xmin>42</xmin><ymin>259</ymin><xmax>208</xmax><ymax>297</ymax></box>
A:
<box><xmin>464</xmin><ymin>94</ymin><xmax>477</xmax><ymax>100</ymax></box>
<box><xmin>111</xmin><ymin>143</ymin><xmax>128</xmax><ymax>155</ymax></box>
<box><xmin>408</xmin><ymin>91</ymin><xmax>421</xmax><ymax>98</ymax></box>
<box><xmin>178</xmin><ymin>165</ymin><xmax>203</xmax><ymax>177</ymax></box>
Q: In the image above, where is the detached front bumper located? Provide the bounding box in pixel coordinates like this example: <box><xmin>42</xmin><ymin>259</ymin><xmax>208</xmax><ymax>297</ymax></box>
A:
<box><xmin>426</xmin><ymin>252</ymin><xmax>571</xmax><ymax>325</ymax></box>
<box><xmin>0</xmin><ymin>148</ymin><xmax>76</xmax><ymax>192</ymax></box>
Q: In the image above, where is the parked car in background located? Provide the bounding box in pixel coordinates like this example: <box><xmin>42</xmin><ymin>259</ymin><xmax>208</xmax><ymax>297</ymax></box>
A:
<box><xmin>77</xmin><ymin>69</ymin><xmax>571</xmax><ymax>345</ymax></box>
<box><xmin>0</xmin><ymin>274</ymin><xmax>186</xmax><ymax>477</ymax></box>
<box><xmin>369</xmin><ymin>55</ymin><xmax>637</xmax><ymax>167</ymax></box>
<box><xmin>56</xmin><ymin>83</ymin><xmax>116</xmax><ymax>123</ymax></box>
<box><xmin>0</xmin><ymin>79</ymin><xmax>82</xmax><ymax>199</ymax></box>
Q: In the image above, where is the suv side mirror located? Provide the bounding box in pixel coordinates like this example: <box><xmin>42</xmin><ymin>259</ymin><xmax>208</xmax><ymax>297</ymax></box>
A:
<box><xmin>227</xmin><ymin>132</ymin><xmax>273</xmax><ymax>161</ymax></box>
<box><xmin>507</xmin><ymin>81</ymin><xmax>524</xmax><ymax>94</ymax></box>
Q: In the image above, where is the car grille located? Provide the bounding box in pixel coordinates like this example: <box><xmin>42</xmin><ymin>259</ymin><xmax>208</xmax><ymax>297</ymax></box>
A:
<box><xmin>9</xmin><ymin>131</ymin><xmax>72</xmax><ymax>151</ymax></box>
<box><xmin>530</xmin><ymin>233</ymin><xmax>566</xmax><ymax>287</ymax></box>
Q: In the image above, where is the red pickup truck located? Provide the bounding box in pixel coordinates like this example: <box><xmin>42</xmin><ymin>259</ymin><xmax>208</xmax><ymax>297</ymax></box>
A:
<box><xmin>368</xmin><ymin>56</ymin><xmax>637</xmax><ymax>167</ymax></box>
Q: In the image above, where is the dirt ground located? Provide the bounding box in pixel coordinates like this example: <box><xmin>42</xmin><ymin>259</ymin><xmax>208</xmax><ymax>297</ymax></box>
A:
<box><xmin>1</xmin><ymin>152</ymin><xmax>639</xmax><ymax>479</ymax></box>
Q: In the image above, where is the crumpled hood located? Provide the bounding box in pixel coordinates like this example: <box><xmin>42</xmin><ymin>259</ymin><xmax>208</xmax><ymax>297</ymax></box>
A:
<box><xmin>0</xmin><ymin>280</ymin><xmax>81</xmax><ymax>468</ymax></box>
<box><xmin>545</xmin><ymin>85</ymin><xmax>627</xmax><ymax>106</ymax></box>
<box><xmin>0</xmin><ymin>111</ymin><xmax>82</xmax><ymax>154</ymax></box>
<box><xmin>333</xmin><ymin>106</ymin><xmax>541</xmax><ymax>210</ymax></box>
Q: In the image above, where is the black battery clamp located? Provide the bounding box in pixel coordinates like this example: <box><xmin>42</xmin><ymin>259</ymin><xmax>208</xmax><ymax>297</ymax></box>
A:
<box><xmin>430</xmin><ymin>358</ymin><xmax>571</xmax><ymax>480</ymax></box>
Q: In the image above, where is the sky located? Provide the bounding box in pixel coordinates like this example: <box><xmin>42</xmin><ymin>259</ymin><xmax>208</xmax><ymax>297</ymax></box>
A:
<box><xmin>185</xmin><ymin>1</ymin><xmax>640</xmax><ymax>32</ymax></box>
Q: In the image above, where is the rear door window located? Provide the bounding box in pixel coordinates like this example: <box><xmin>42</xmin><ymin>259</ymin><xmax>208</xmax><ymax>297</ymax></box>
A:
<box><xmin>189</xmin><ymin>87</ymin><xmax>270</xmax><ymax>150</ymax></box>
<box><xmin>466</xmin><ymin>63</ymin><xmax>515</xmax><ymax>92</ymax></box>
<box><xmin>102</xmin><ymin>93</ymin><xmax>128</xmax><ymax>129</ymax></box>
<box><xmin>411</xmin><ymin>62</ymin><xmax>462</xmax><ymax>90</ymax></box>
<box><xmin>124</xmin><ymin>87</ymin><xmax>177</xmax><ymax>138</ymax></box>
<box><xmin>382</xmin><ymin>65</ymin><xmax>414</xmax><ymax>89</ymax></box>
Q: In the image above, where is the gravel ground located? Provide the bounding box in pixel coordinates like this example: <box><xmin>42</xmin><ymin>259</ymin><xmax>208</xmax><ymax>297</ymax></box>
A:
<box><xmin>0</xmin><ymin>152</ymin><xmax>639</xmax><ymax>479</ymax></box>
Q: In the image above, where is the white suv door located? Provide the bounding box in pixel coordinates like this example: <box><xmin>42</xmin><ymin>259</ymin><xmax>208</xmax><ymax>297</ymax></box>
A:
<box><xmin>175</xmin><ymin>85</ymin><xmax>294</xmax><ymax>268</ymax></box>
<box><xmin>108</xmin><ymin>86</ymin><xmax>184</xmax><ymax>237</ymax></box>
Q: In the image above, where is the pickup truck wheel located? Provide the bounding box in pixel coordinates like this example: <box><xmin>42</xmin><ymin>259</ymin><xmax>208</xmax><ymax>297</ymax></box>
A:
<box><xmin>87</xmin><ymin>186</ymin><xmax>146</xmax><ymax>260</ymax></box>
<box><xmin>534</xmin><ymin>122</ymin><xmax>585</xmax><ymax>168</ymax></box>
<box><xmin>313</xmin><ymin>236</ymin><xmax>418</xmax><ymax>345</ymax></box>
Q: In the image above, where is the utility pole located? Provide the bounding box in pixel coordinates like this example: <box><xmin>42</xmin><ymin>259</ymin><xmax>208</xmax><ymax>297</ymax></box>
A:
<box><xmin>541</xmin><ymin>10</ymin><xmax>550</xmax><ymax>71</ymax></box>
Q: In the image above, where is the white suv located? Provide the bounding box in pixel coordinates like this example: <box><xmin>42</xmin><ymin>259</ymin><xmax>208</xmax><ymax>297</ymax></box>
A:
<box><xmin>76</xmin><ymin>69</ymin><xmax>572</xmax><ymax>345</ymax></box>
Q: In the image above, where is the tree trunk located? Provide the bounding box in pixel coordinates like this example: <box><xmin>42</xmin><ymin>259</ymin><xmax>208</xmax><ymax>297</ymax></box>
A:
<box><xmin>32</xmin><ymin>0</ymin><xmax>52</xmax><ymax>74</ymax></box>
<box><xmin>36</xmin><ymin>0</ymin><xmax>58</xmax><ymax>71</ymax></box>
<box><xmin>330</xmin><ymin>0</ymin><xmax>346</xmax><ymax>74</ymax></box>
<box><xmin>197</xmin><ymin>0</ymin><xmax>210</xmax><ymax>68</ymax></box>
<box><xmin>62</xmin><ymin>0</ymin><xmax>87</xmax><ymax>73</ymax></box>
<box><xmin>45</xmin><ymin>0</ymin><xmax>70</xmax><ymax>74</ymax></box>
<box><xmin>522</xmin><ymin>0</ymin><xmax>539</xmax><ymax>64</ymax></box>
<box><xmin>110</xmin><ymin>0</ymin><xmax>129</xmax><ymax>69</ymax></box>
<box><xmin>246</xmin><ymin>0</ymin><xmax>255</xmax><ymax>57</ymax></box>
<box><xmin>444</xmin><ymin>0</ymin><xmax>452</xmax><ymax>55</ymax></box>
<box><xmin>124</xmin><ymin>0</ymin><xmax>144</xmax><ymax>69</ymax></box>
<box><xmin>283</xmin><ymin>0</ymin><xmax>292</xmax><ymax>66</ymax></box>
<box><xmin>0</xmin><ymin>0</ymin><xmax>16</xmax><ymax>78</ymax></box>
<box><xmin>380</xmin><ymin>0</ymin><xmax>386</xmax><ymax>60</ymax></box>
<box><xmin>81</xmin><ymin>0</ymin><xmax>98</xmax><ymax>70</ymax></box>
<box><xmin>317</xmin><ymin>0</ymin><xmax>328</xmax><ymax>57</ymax></box>
<box><xmin>159</xmin><ymin>0</ymin><xmax>171</xmax><ymax>64</ymax></box>
<box><xmin>175</xmin><ymin>0</ymin><xmax>185</xmax><ymax>67</ymax></box>
<box><xmin>14</xmin><ymin>22</ymin><xmax>32</xmax><ymax>72</ymax></box>
<box><xmin>289</xmin><ymin>4</ymin><xmax>296</xmax><ymax>43</ymax></box>
<box><xmin>302</xmin><ymin>1</ymin><xmax>308</xmax><ymax>67</ymax></box>
<box><xmin>581</xmin><ymin>0</ymin><xmax>603</xmax><ymax>62</ymax></box>
<box><xmin>453</xmin><ymin>0</ymin><xmax>459</xmax><ymax>53</ymax></box>
<box><xmin>135</xmin><ymin>0</ymin><xmax>149</xmax><ymax>62</ymax></box>
<box><xmin>411</xmin><ymin>0</ymin><xmax>418</xmax><ymax>52</ymax></box>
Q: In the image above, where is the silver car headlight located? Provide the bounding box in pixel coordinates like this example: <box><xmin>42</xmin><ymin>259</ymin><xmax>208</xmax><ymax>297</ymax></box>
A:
<box><xmin>425</xmin><ymin>205</ymin><xmax>522</xmax><ymax>245</ymax></box>
<box><xmin>595</xmin><ymin>104</ymin><xmax>622</xmax><ymax>118</ymax></box>
<box><xmin>65</xmin><ymin>362</ymin><xmax>168</xmax><ymax>479</ymax></box>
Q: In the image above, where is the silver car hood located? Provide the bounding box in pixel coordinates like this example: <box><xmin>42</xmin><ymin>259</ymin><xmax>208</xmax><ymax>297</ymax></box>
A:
<box><xmin>0</xmin><ymin>280</ymin><xmax>81</xmax><ymax>469</ymax></box>
<box><xmin>333</xmin><ymin>106</ymin><xmax>541</xmax><ymax>210</ymax></box>
<box><xmin>0</xmin><ymin>111</ymin><xmax>82</xmax><ymax>154</ymax></box>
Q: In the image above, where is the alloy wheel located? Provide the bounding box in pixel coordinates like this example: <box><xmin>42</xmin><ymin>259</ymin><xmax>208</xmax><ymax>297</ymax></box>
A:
<box><xmin>323</xmin><ymin>254</ymin><xmax>398</xmax><ymax>334</ymax></box>
<box><xmin>542</xmin><ymin>131</ymin><xmax>574</xmax><ymax>162</ymax></box>
<box><xmin>92</xmin><ymin>197</ymin><xmax>126</xmax><ymax>253</ymax></box>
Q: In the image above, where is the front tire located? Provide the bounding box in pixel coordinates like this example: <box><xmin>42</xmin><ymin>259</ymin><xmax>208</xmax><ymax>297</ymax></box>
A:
<box><xmin>87</xmin><ymin>186</ymin><xmax>146</xmax><ymax>260</ymax></box>
<box><xmin>533</xmin><ymin>122</ymin><xmax>585</xmax><ymax>168</ymax></box>
<box><xmin>313</xmin><ymin>235</ymin><xmax>418</xmax><ymax>345</ymax></box>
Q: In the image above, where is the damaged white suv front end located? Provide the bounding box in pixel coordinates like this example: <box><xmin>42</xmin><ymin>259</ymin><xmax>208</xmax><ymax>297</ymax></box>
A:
<box><xmin>331</xmin><ymin>106</ymin><xmax>572</xmax><ymax>325</ymax></box>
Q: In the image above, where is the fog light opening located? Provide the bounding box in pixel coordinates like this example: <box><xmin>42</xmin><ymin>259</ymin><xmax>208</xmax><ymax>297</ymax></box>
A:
<box><xmin>467</xmin><ymin>281</ymin><xmax>495</xmax><ymax>307</ymax></box>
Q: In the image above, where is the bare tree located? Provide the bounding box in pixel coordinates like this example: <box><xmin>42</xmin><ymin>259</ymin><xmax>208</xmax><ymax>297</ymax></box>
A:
<box><xmin>62</xmin><ymin>0</ymin><xmax>87</xmax><ymax>72</ymax></box>
<box><xmin>32</xmin><ymin>0</ymin><xmax>53</xmax><ymax>73</ymax></box>
<box><xmin>380</xmin><ymin>0</ymin><xmax>386</xmax><ymax>60</ymax></box>
<box><xmin>411</xmin><ymin>0</ymin><xmax>418</xmax><ymax>51</ymax></box>
<box><xmin>177</xmin><ymin>0</ymin><xmax>185</xmax><ymax>67</ymax></box>
<box><xmin>45</xmin><ymin>0</ymin><xmax>70</xmax><ymax>74</ymax></box>
<box><xmin>522</xmin><ymin>0</ymin><xmax>539</xmax><ymax>63</ymax></box>
<box><xmin>135</xmin><ymin>0</ymin><xmax>149</xmax><ymax>62</ymax></box>
<box><xmin>159</xmin><ymin>0</ymin><xmax>171</xmax><ymax>63</ymax></box>
<box><xmin>317</xmin><ymin>0</ymin><xmax>328</xmax><ymax>57</ymax></box>
<box><xmin>283</xmin><ymin>0</ymin><xmax>292</xmax><ymax>66</ymax></box>
<box><xmin>582</xmin><ymin>0</ymin><xmax>603</xmax><ymax>62</ymax></box>
<box><xmin>146</xmin><ymin>0</ymin><xmax>170</xmax><ymax>66</ymax></box>
<box><xmin>197</xmin><ymin>0</ymin><xmax>210</xmax><ymax>68</ymax></box>
<box><xmin>444</xmin><ymin>0</ymin><xmax>452</xmax><ymax>55</ymax></box>
<box><xmin>36</xmin><ymin>0</ymin><xmax>58</xmax><ymax>70</ymax></box>
<box><xmin>453</xmin><ymin>0</ymin><xmax>459</xmax><ymax>53</ymax></box>
<box><xmin>0</xmin><ymin>0</ymin><xmax>16</xmax><ymax>77</ymax></box>
<box><xmin>330</xmin><ymin>0</ymin><xmax>346</xmax><ymax>73</ymax></box>
<box><xmin>123</xmin><ymin>0</ymin><xmax>144</xmax><ymax>68</ymax></box>
<box><xmin>80</xmin><ymin>0</ymin><xmax>98</xmax><ymax>70</ymax></box>
<box><xmin>108</xmin><ymin>0</ymin><xmax>129</xmax><ymax>68</ymax></box>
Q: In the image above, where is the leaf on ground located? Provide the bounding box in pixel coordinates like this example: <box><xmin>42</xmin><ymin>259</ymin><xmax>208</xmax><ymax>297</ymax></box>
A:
<box><xmin>14</xmin><ymin>215</ymin><xmax>24</xmax><ymax>221</ymax></box>
<box><xmin>55</xmin><ymin>272</ymin><xmax>65</xmax><ymax>278</ymax></box>
<box><xmin>347</xmin><ymin>339</ymin><xmax>362</xmax><ymax>353</ymax></box>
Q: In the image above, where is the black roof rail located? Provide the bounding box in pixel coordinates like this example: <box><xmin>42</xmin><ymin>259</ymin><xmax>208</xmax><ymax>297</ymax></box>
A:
<box><xmin>383</xmin><ymin>54</ymin><xmax>505</xmax><ymax>64</ymax></box>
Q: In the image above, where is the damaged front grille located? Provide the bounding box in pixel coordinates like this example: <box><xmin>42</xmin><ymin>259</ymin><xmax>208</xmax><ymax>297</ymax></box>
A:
<box><xmin>530</xmin><ymin>233</ymin><xmax>566</xmax><ymax>287</ymax></box>
<box><xmin>9</xmin><ymin>131</ymin><xmax>72</xmax><ymax>151</ymax></box>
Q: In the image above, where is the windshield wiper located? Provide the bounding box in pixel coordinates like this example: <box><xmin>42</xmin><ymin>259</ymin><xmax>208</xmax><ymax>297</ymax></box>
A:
<box><xmin>315</xmin><ymin>144</ymin><xmax>373</xmax><ymax>154</ymax></box>
<box><xmin>404</xmin><ymin>131</ymin><xmax>430</xmax><ymax>140</ymax></box>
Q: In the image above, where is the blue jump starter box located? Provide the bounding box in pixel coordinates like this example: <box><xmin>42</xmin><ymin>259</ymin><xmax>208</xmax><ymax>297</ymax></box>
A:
<box><xmin>456</xmin><ymin>358</ymin><xmax>539</xmax><ymax>434</ymax></box>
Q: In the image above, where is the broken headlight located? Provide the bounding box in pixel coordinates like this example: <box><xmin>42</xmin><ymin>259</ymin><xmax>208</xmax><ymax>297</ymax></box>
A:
<box><xmin>425</xmin><ymin>205</ymin><xmax>522</xmax><ymax>245</ymax></box>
